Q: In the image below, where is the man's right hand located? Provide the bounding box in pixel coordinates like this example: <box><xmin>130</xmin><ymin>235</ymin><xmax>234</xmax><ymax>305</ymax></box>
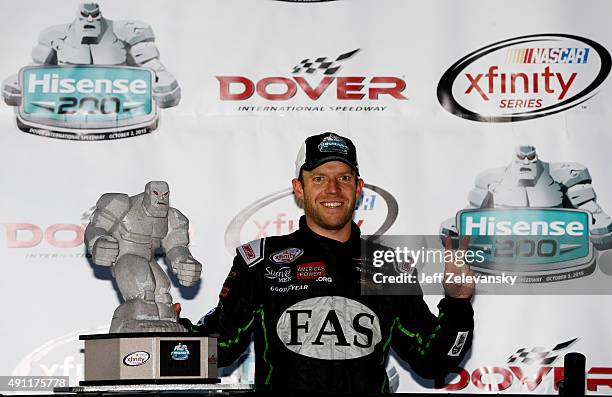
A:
<box><xmin>92</xmin><ymin>236</ymin><xmax>120</xmax><ymax>266</ymax></box>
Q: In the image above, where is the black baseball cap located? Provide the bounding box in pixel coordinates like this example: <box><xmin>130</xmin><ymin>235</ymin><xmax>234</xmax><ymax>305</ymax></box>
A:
<box><xmin>295</xmin><ymin>132</ymin><xmax>359</xmax><ymax>177</ymax></box>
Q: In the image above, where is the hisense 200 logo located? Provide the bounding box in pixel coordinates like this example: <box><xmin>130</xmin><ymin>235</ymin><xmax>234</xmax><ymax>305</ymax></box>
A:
<box><xmin>17</xmin><ymin>66</ymin><xmax>156</xmax><ymax>140</ymax></box>
<box><xmin>458</xmin><ymin>208</ymin><xmax>595</xmax><ymax>283</ymax></box>
<box><xmin>2</xmin><ymin>3</ymin><xmax>180</xmax><ymax>140</ymax></box>
<box><xmin>438</xmin><ymin>34</ymin><xmax>611</xmax><ymax>122</ymax></box>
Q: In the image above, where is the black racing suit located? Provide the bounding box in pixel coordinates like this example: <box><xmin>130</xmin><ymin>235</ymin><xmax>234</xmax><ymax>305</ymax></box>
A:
<box><xmin>194</xmin><ymin>217</ymin><xmax>473</xmax><ymax>392</ymax></box>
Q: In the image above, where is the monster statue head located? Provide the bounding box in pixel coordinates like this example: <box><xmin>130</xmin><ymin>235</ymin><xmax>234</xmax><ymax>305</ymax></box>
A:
<box><xmin>72</xmin><ymin>3</ymin><xmax>107</xmax><ymax>44</ymax></box>
<box><xmin>143</xmin><ymin>181</ymin><xmax>170</xmax><ymax>218</ymax></box>
<box><xmin>507</xmin><ymin>145</ymin><xmax>544</xmax><ymax>186</ymax></box>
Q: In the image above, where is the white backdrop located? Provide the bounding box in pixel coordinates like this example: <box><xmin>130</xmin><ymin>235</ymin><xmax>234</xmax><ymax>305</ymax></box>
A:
<box><xmin>1</xmin><ymin>0</ymin><xmax>612</xmax><ymax>394</ymax></box>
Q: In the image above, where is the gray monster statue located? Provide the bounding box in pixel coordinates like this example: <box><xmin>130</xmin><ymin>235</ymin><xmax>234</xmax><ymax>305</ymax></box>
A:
<box><xmin>2</xmin><ymin>2</ymin><xmax>180</xmax><ymax>108</ymax></box>
<box><xmin>441</xmin><ymin>145</ymin><xmax>612</xmax><ymax>250</ymax></box>
<box><xmin>85</xmin><ymin>181</ymin><xmax>201</xmax><ymax>333</ymax></box>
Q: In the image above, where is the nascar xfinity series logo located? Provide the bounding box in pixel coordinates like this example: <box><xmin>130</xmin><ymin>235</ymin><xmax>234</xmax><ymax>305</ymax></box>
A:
<box><xmin>271</xmin><ymin>248</ymin><xmax>304</xmax><ymax>264</ymax></box>
<box><xmin>458</xmin><ymin>208</ymin><xmax>594</xmax><ymax>283</ymax></box>
<box><xmin>217</xmin><ymin>48</ymin><xmax>407</xmax><ymax>113</ymax></box>
<box><xmin>437</xmin><ymin>34</ymin><xmax>611</xmax><ymax>122</ymax></box>
<box><xmin>123</xmin><ymin>351</ymin><xmax>150</xmax><ymax>366</ymax></box>
<box><xmin>16</xmin><ymin>66</ymin><xmax>157</xmax><ymax>140</ymax></box>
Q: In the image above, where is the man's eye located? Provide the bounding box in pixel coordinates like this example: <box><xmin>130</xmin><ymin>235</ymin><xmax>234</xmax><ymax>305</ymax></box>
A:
<box><xmin>313</xmin><ymin>176</ymin><xmax>324</xmax><ymax>183</ymax></box>
<box><xmin>339</xmin><ymin>175</ymin><xmax>353</xmax><ymax>182</ymax></box>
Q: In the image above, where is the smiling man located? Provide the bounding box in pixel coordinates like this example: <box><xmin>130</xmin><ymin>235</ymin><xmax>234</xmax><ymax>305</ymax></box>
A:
<box><xmin>185</xmin><ymin>133</ymin><xmax>474</xmax><ymax>392</ymax></box>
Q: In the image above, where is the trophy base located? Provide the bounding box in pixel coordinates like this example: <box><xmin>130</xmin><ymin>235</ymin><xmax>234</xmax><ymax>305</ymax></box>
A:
<box><xmin>56</xmin><ymin>383</ymin><xmax>254</xmax><ymax>394</ymax></box>
<box><xmin>80</xmin><ymin>378</ymin><xmax>220</xmax><ymax>386</ymax></box>
<box><xmin>80</xmin><ymin>333</ymin><xmax>218</xmax><ymax>385</ymax></box>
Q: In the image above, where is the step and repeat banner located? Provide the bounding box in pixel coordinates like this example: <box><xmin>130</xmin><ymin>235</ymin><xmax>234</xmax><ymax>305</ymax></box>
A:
<box><xmin>1</xmin><ymin>0</ymin><xmax>612</xmax><ymax>394</ymax></box>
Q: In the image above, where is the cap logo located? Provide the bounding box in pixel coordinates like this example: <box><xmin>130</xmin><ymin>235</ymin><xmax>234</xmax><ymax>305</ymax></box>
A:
<box><xmin>318</xmin><ymin>134</ymin><xmax>348</xmax><ymax>154</ymax></box>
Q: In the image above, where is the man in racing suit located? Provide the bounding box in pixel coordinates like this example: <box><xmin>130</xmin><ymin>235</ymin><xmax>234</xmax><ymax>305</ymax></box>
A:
<box><xmin>184</xmin><ymin>132</ymin><xmax>474</xmax><ymax>392</ymax></box>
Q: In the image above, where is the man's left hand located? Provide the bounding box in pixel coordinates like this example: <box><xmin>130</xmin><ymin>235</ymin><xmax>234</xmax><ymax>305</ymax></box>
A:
<box><xmin>443</xmin><ymin>236</ymin><xmax>475</xmax><ymax>299</ymax></box>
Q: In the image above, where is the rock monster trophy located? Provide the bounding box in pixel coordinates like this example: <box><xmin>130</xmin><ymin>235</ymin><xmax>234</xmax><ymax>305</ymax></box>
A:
<box><xmin>1</xmin><ymin>3</ymin><xmax>180</xmax><ymax>140</ymax></box>
<box><xmin>85</xmin><ymin>182</ymin><xmax>202</xmax><ymax>332</ymax></box>
<box><xmin>440</xmin><ymin>146</ymin><xmax>612</xmax><ymax>283</ymax></box>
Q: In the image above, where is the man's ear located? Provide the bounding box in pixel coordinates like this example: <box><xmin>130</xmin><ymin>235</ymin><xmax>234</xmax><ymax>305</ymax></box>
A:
<box><xmin>292</xmin><ymin>178</ymin><xmax>304</xmax><ymax>200</ymax></box>
<box><xmin>356</xmin><ymin>178</ymin><xmax>364</xmax><ymax>197</ymax></box>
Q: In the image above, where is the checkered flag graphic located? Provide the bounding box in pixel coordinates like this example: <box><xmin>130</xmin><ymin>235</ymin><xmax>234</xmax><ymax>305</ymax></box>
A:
<box><xmin>292</xmin><ymin>49</ymin><xmax>360</xmax><ymax>75</ymax></box>
<box><xmin>507</xmin><ymin>338</ymin><xmax>578</xmax><ymax>366</ymax></box>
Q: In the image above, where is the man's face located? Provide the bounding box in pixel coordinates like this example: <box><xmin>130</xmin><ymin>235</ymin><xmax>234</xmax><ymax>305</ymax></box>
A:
<box><xmin>293</xmin><ymin>161</ymin><xmax>363</xmax><ymax>232</ymax></box>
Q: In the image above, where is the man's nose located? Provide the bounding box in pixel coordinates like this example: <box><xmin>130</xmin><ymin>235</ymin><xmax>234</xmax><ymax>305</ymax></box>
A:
<box><xmin>325</xmin><ymin>178</ymin><xmax>340</xmax><ymax>193</ymax></box>
<box><xmin>87</xmin><ymin>15</ymin><xmax>94</xmax><ymax>22</ymax></box>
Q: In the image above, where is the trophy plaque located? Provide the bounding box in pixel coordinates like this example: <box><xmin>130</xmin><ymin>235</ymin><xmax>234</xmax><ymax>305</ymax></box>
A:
<box><xmin>80</xmin><ymin>333</ymin><xmax>218</xmax><ymax>385</ymax></box>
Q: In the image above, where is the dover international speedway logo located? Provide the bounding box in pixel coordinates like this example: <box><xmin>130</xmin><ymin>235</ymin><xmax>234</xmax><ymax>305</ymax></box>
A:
<box><xmin>217</xmin><ymin>48</ymin><xmax>407</xmax><ymax>113</ymax></box>
<box><xmin>458</xmin><ymin>208</ymin><xmax>595</xmax><ymax>283</ymax></box>
<box><xmin>444</xmin><ymin>338</ymin><xmax>612</xmax><ymax>393</ymax></box>
<box><xmin>437</xmin><ymin>34</ymin><xmax>611</xmax><ymax>122</ymax></box>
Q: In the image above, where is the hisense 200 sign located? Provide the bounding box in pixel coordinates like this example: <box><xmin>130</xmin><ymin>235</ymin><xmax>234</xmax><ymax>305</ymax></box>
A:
<box><xmin>18</xmin><ymin>66</ymin><xmax>157</xmax><ymax>140</ymax></box>
<box><xmin>458</xmin><ymin>208</ymin><xmax>594</xmax><ymax>283</ymax></box>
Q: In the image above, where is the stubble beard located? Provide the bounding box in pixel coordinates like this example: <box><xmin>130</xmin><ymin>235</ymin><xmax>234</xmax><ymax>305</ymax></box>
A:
<box><xmin>303</xmin><ymin>194</ymin><xmax>355</xmax><ymax>231</ymax></box>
